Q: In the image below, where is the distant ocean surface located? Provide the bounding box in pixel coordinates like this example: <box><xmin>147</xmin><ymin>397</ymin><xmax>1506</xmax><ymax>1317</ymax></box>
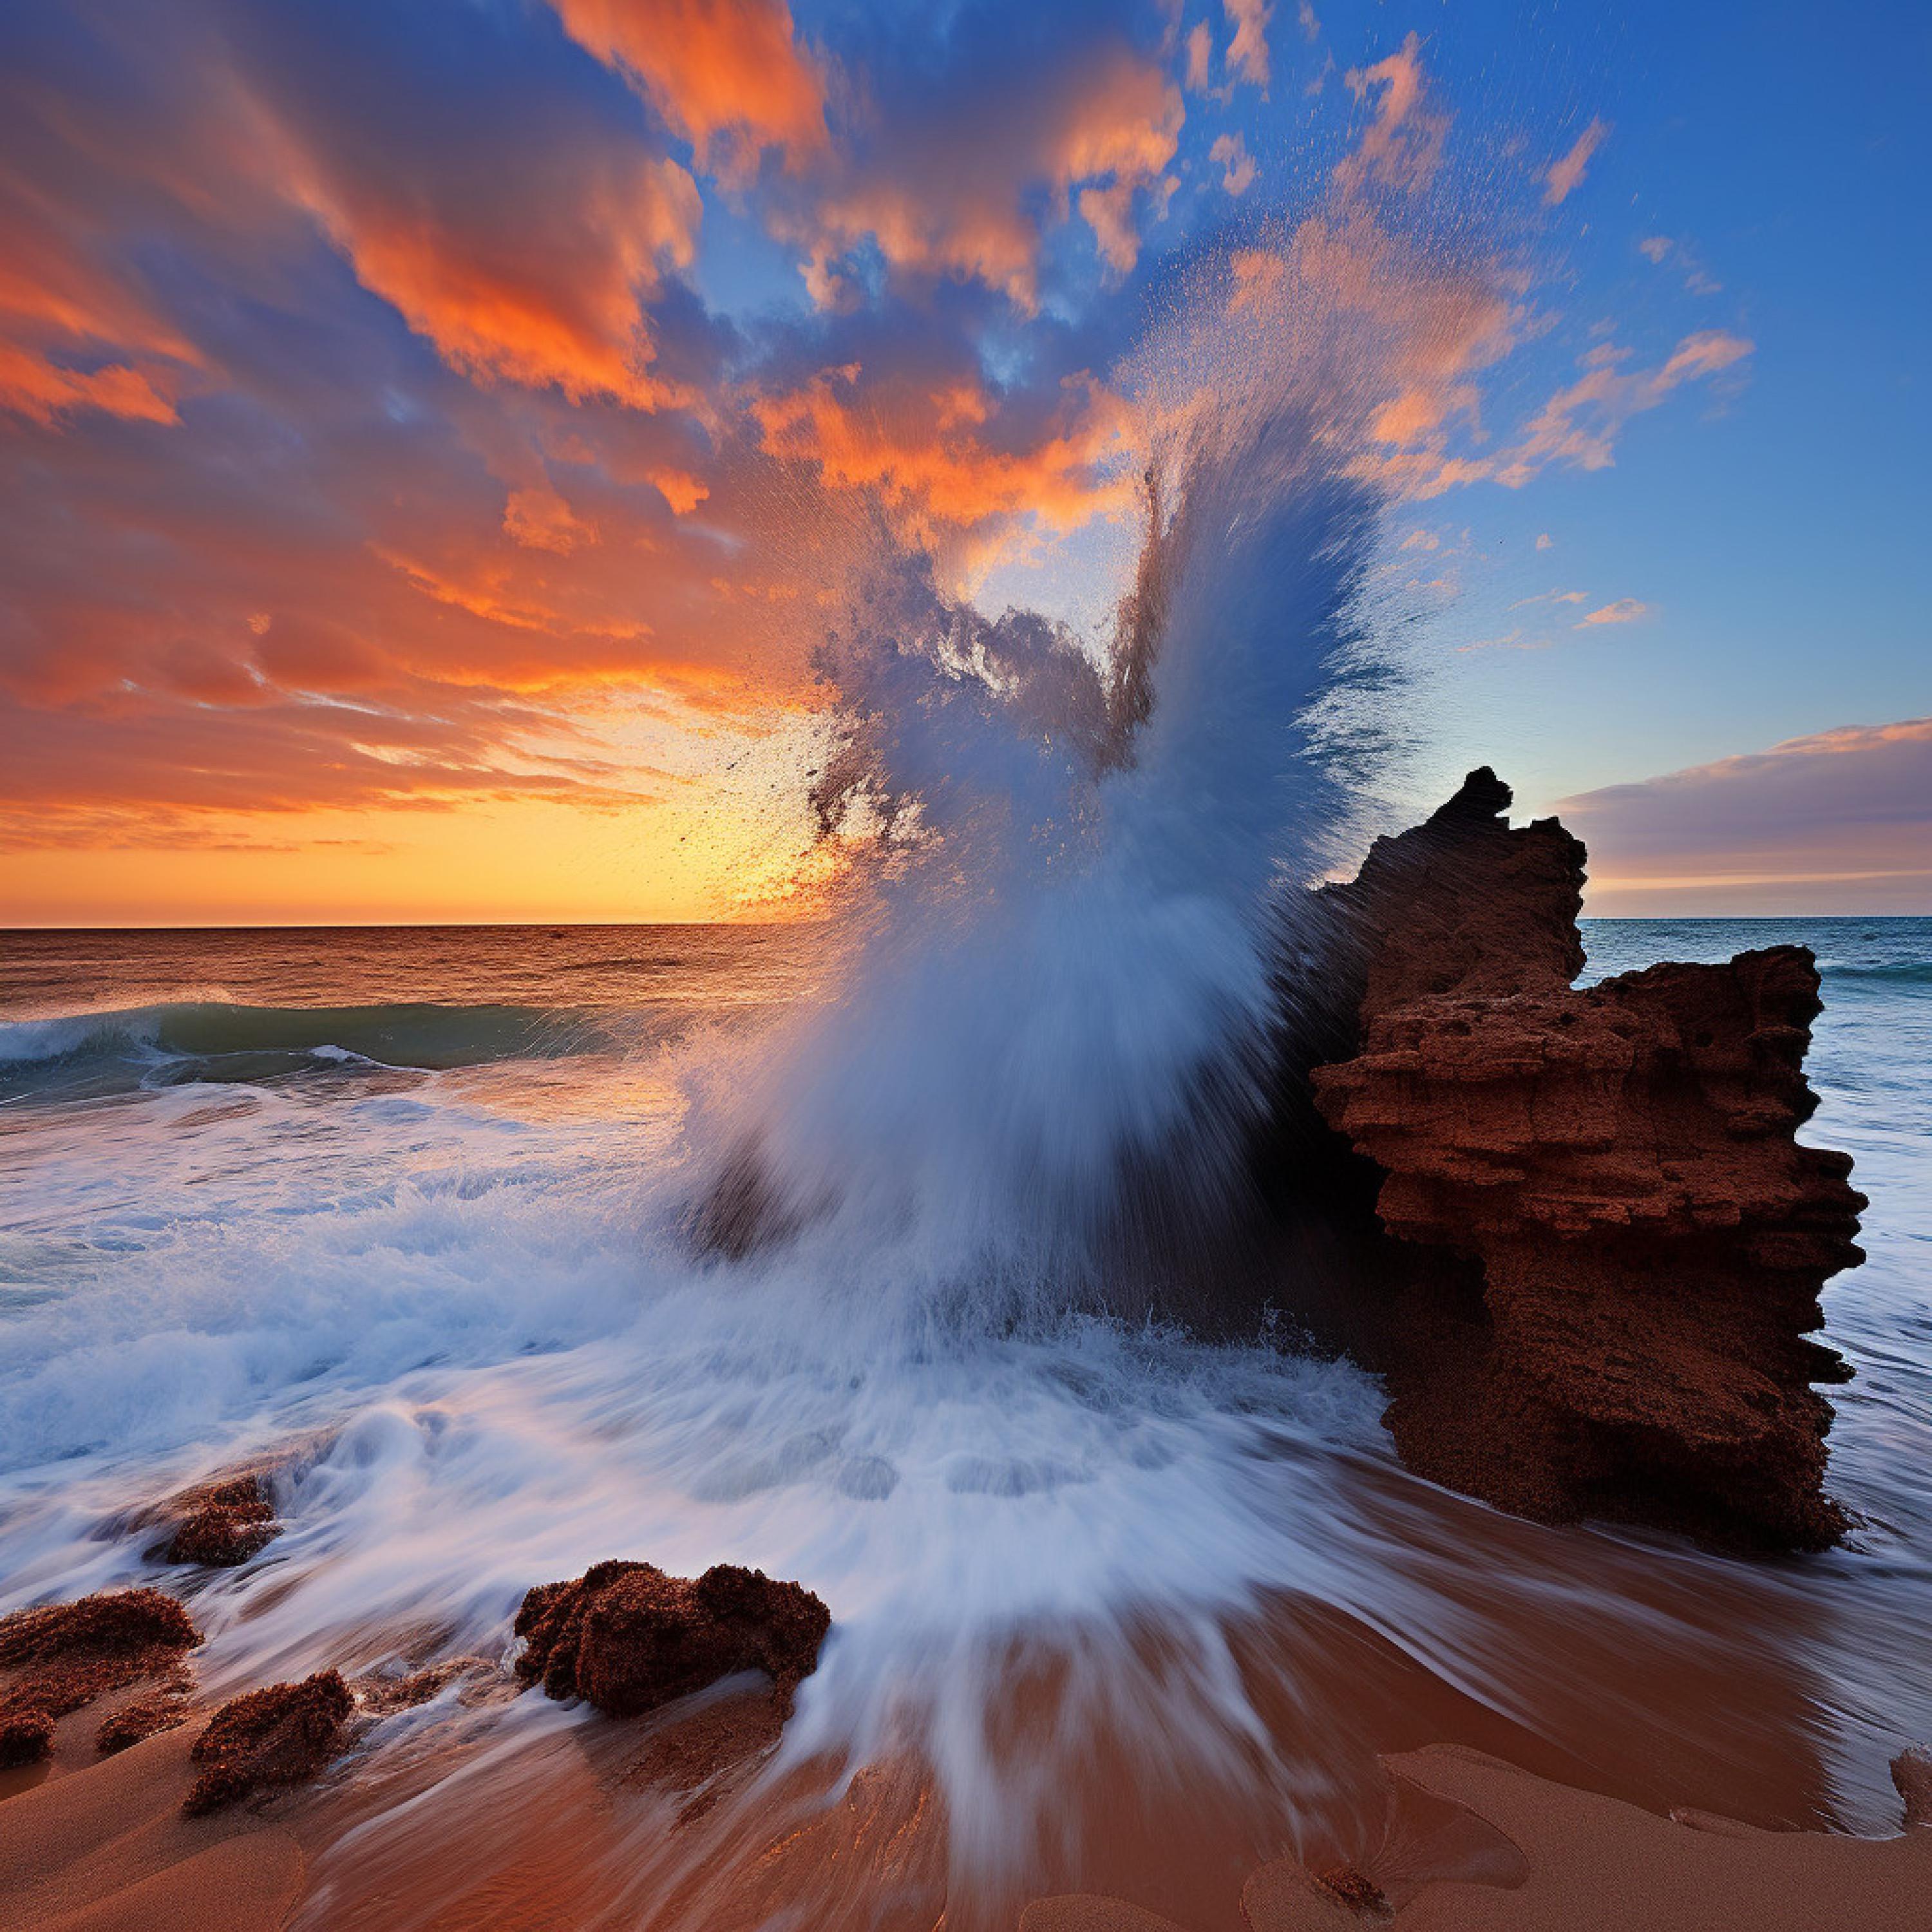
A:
<box><xmin>1</xmin><ymin>915</ymin><xmax>1929</xmax><ymax>1892</ymax></box>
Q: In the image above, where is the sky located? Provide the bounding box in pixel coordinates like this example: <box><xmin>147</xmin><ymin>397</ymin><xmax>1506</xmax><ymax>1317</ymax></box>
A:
<box><xmin>1</xmin><ymin>0</ymin><xmax>1926</xmax><ymax>924</ymax></box>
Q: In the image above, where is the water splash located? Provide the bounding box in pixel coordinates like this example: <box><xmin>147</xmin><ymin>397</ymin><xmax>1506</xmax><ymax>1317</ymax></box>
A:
<box><xmin>687</xmin><ymin>249</ymin><xmax>1421</xmax><ymax>1310</ymax></box>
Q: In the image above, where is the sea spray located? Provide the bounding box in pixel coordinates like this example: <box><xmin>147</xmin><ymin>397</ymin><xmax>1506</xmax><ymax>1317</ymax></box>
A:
<box><xmin>685</xmin><ymin>253</ymin><xmax>1414</xmax><ymax>1307</ymax></box>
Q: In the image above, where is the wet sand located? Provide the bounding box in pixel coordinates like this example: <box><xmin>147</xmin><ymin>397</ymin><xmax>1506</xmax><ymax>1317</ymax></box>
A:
<box><xmin>7</xmin><ymin>1499</ymin><xmax>1926</xmax><ymax>1932</ymax></box>
<box><xmin>5</xmin><ymin>1693</ymin><xmax>1926</xmax><ymax>1932</ymax></box>
<box><xmin>0</xmin><ymin>1718</ymin><xmax>303</xmax><ymax>1932</ymax></box>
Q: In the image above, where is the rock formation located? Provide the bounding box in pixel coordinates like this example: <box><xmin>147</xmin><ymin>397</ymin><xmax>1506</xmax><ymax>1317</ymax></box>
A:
<box><xmin>1298</xmin><ymin>769</ymin><xmax>1866</xmax><ymax>1551</ymax></box>
<box><xmin>184</xmin><ymin>1670</ymin><xmax>355</xmax><ymax>1814</ymax></box>
<box><xmin>155</xmin><ymin>1470</ymin><xmax>281</xmax><ymax>1568</ymax></box>
<box><xmin>515</xmin><ymin>1560</ymin><xmax>831</xmax><ymax>1719</ymax></box>
<box><xmin>95</xmin><ymin>1682</ymin><xmax>194</xmax><ymax>1755</ymax></box>
<box><xmin>0</xmin><ymin>1587</ymin><xmax>200</xmax><ymax>1765</ymax></box>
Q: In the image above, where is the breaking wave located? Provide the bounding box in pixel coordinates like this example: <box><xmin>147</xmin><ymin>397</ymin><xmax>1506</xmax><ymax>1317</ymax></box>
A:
<box><xmin>0</xmin><ymin>999</ymin><xmax>620</xmax><ymax>1091</ymax></box>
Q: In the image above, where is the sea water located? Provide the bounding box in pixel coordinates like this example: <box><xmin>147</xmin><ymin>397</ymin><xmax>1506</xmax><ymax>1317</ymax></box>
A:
<box><xmin>1</xmin><ymin>916</ymin><xmax>1928</xmax><ymax>1919</ymax></box>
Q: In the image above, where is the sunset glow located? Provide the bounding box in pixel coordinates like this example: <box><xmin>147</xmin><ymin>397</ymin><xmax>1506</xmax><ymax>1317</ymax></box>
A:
<box><xmin>3</xmin><ymin>1</ymin><xmax>1925</xmax><ymax>922</ymax></box>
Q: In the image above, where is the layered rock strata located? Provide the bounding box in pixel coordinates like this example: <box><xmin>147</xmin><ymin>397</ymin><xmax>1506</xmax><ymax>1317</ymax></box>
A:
<box><xmin>1302</xmin><ymin>770</ymin><xmax>1866</xmax><ymax>1549</ymax></box>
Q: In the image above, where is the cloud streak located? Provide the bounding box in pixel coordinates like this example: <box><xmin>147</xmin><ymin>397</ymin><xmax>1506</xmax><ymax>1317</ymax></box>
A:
<box><xmin>1562</xmin><ymin>718</ymin><xmax>1932</xmax><ymax>911</ymax></box>
<box><xmin>1543</xmin><ymin>118</ymin><xmax>1607</xmax><ymax>204</ymax></box>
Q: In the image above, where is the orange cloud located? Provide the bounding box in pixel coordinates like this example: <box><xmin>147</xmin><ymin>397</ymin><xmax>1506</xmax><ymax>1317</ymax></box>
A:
<box><xmin>788</xmin><ymin>43</ymin><xmax>1182</xmax><ymax>307</ymax></box>
<box><xmin>1544</xmin><ymin>118</ymin><xmax>1607</xmax><ymax>205</ymax></box>
<box><xmin>0</xmin><ymin>342</ymin><xmax>179</xmax><ymax>428</ymax></box>
<box><xmin>282</xmin><ymin>146</ymin><xmax>703</xmax><ymax>408</ymax></box>
<box><xmin>0</xmin><ymin>109</ymin><xmax>209</xmax><ymax>431</ymax></box>
<box><xmin>504</xmin><ymin>485</ymin><xmax>598</xmax><ymax>554</ymax></box>
<box><xmin>1576</xmin><ymin>596</ymin><xmax>1650</xmax><ymax>626</ymax></box>
<box><xmin>1226</xmin><ymin>0</ymin><xmax>1274</xmax><ymax>89</ymax></box>
<box><xmin>548</xmin><ymin>0</ymin><xmax>828</xmax><ymax>178</ymax></box>
<box><xmin>649</xmin><ymin>468</ymin><xmax>709</xmax><ymax>515</ymax></box>
<box><xmin>1497</xmin><ymin>329</ymin><xmax>1753</xmax><ymax>485</ymax></box>
<box><xmin>751</xmin><ymin>363</ymin><xmax>1132</xmax><ymax>569</ymax></box>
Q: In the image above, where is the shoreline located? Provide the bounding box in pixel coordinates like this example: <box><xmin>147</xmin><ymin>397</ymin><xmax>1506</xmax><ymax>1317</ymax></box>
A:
<box><xmin>5</xmin><ymin>1692</ymin><xmax>1927</xmax><ymax>1932</ymax></box>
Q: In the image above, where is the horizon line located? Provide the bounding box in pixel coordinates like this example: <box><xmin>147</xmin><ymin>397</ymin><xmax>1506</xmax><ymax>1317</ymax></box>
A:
<box><xmin>6</xmin><ymin>911</ymin><xmax>1930</xmax><ymax>934</ymax></box>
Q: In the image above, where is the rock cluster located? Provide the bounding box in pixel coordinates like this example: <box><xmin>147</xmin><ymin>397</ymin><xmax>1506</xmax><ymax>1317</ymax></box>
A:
<box><xmin>0</xmin><ymin>1587</ymin><xmax>200</xmax><ymax>1766</ymax></box>
<box><xmin>1299</xmin><ymin>770</ymin><xmax>1866</xmax><ymax>1549</ymax></box>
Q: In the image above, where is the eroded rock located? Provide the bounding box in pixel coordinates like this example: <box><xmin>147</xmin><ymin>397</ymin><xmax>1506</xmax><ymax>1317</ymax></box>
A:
<box><xmin>515</xmin><ymin>1560</ymin><xmax>830</xmax><ymax>1719</ymax></box>
<box><xmin>0</xmin><ymin>1587</ymin><xmax>201</xmax><ymax>1764</ymax></box>
<box><xmin>1893</xmin><ymin>1747</ymin><xmax>1932</xmax><ymax>1830</ymax></box>
<box><xmin>158</xmin><ymin>1472</ymin><xmax>280</xmax><ymax>1568</ymax></box>
<box><xmin>184</xmin><ymin>1669</ymin><xmax>355</xmax><ymax>1814</ymax></box>
<box><xmin>95</xmin><ymin>1672</ymin><xmax>194</xmax><ymax>1754</ymax></box>
<box><xmin>1300</xmin><ymin>769</ymin><xmax>1866</xmax><ymax>1550</ymax></box>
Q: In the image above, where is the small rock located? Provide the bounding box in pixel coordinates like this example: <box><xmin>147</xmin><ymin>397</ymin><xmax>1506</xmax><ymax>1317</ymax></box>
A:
<box><xmin>184</xmin><ymin>1669</ymin><xmax>354</xmax><ymax>1815</ymax></box>
<box><xmin>96</xmin><ymin>1674</ymin><xmax>194</xmax><ymax>1755</ymax></box>
<box><xmin>515</xmin><ymin>1560</ymin><xmax>830</xmax><ymax>1719</ymax></box>
<box><xmin>1313</xmin><ymin>1864</ymin><xmax>1393</xmax><ymax>1918</ymax></box>
<box><xmin>158</xmin><ymin>1472</ymin><xmax>279</xmax><ymax>1567</ymax></box>
<box><xmin>1894</xmin><ymin>1746</ymin><xmax>1932</xmax><ymax>1829</ymax></box>
<box><xmin>0</xmin><ymin>1700</ymin><xmax>55</xmax><ymax>1768</ymax></box>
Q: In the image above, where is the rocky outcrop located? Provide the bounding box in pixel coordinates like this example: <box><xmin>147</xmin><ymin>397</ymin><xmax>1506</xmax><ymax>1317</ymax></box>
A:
<box><xmin>95</xmin><ymin>1681</ymin><xmax>194</xmax><ymax>1755</ymax></box>
<box><xmin>515</xmin><ymin>1560</ymin><xmax>831</xmax><ymax>1719</ymax></box>
<box><xmin>156</xmin><ymin>1471</ymin><xmax>281</xmax><ymax>1568</ymax></box>
<box><xmin>1894</xmin><ymin>1747</ymin><xmax>1932</xmax><ymax>1829</ymax></box>
<box><xmin>184</xmin><ymin>1670</ymin><xmax>355</xmax><ymax>1814</ymax></box>
<box><xmin>0</xmin><ymin>1588</ymin><xmax>201</xmax><ymax>1765</ymax></box>
<box><xmin>1301</xmin><ymin>770</ymin><xmax>1866</xmax><ymax>1551</ymax></box>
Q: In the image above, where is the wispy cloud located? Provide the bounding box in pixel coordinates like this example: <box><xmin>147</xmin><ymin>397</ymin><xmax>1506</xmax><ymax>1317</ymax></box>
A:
<box><xmin>1226</xmin><ymin>0</ymin><xmax>1274</xmax><ymax>90</ymax></box>
<box><xmin>1561</xmin><ymin>718</ymin><xmax>1932</xmax><ymax>911</ymax></box>
<box><xmin>1635</xmin><ymin>232</ymin><xmax>1722</xmax><ymax>295</ymax></box>
<box><xmin>1575</xmin><ymin>596</ymin><xmax>1650</xmax><ymax>626</ymax></box>
<box><xmin>1210</xmin><ymin>131</ymin><xmax>1257</xmax><ymax>196</ymax></box>
<box><xmin>1543</xmin><ymin>117</ymin><xmax>1607</xmax><ymax>204</ymax></box>
<box><xmin>1497</xmin><ymin>330</ymin><xmax>1753</xmax><ymax>486</ymax></box>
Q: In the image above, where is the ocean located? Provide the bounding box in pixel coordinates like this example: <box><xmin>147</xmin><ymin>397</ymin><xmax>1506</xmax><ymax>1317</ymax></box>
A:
<box><xmin>1</xmin><ymin>916</ymin><xmax>1928</xmax><ymax>1922</ymax></box>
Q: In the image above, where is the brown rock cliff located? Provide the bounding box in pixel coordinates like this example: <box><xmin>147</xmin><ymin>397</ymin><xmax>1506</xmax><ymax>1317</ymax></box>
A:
<box><xmin>1303</xmin><ymin>770</ymin><xmax>1865</xmax><ymax>1550</ymax></box>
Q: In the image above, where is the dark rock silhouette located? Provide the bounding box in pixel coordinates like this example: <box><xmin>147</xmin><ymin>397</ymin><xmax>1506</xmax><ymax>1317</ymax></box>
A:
<box><xmin>1302</xmin><ymin>769</ymin><xmax>1866</xmax><ymax>1550</ymax></box>
<box><xmin>515</xmin><ymin>1560</ymin><xmax>831</xmax><ymax>1719</ymax></box>
<box><xmin>1893</xmin><ymin>1747</ymin><xmax>1932</xmax><ymax>1829</ymax></box>
<box><xmin>0</xmin><ymin>1703</ymin><xmax>54</xmax><ymax>1767</ymax></box>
